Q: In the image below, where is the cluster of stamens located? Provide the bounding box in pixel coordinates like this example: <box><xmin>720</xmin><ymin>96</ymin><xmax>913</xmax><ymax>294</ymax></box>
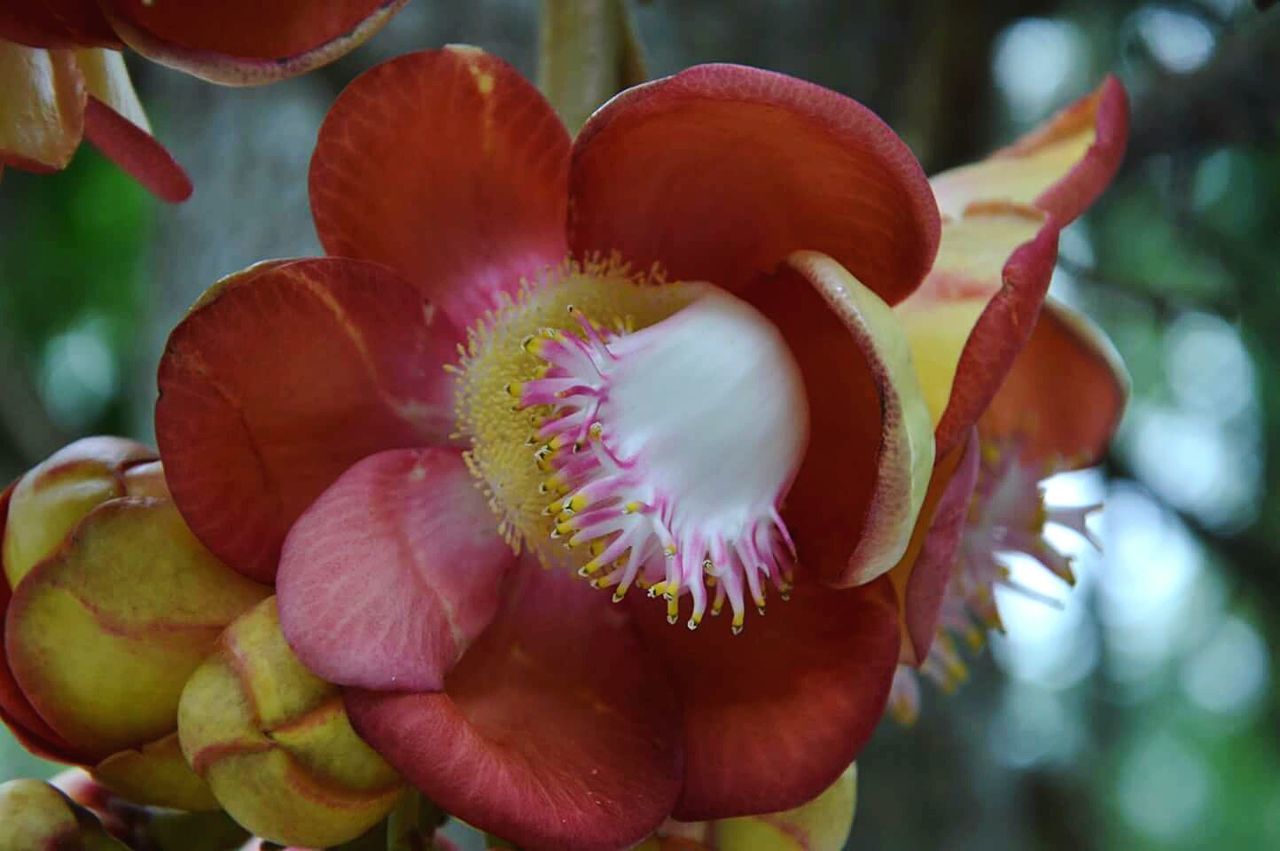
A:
<box><xmin>891</xmin><ymin>437</ymin><xmax>1100</xmax><ymax>723</ymax></box>
<box><xmin>511</xmin><ymin>306</ymin><xmax>797</xmax><ymax>634</ymax></box>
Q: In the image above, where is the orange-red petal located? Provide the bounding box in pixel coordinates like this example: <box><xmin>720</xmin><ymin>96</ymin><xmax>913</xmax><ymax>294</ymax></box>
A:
<box><xmin>0</xmin><ymin>2</ymin><xmax>118</xmax><ymax>50</ymax></box>
<box><xmin>0</xmin><ymin>42</ymin><xmax>85</xmax><ymax>172</ymax></box>
<box><xmin>98</xmin><ymin>0</ymin><xmax>407</xmax><ymax>85</ymax></box>
<box><xmin>633</xmin><ymin>576</ymin><xmax>898</xmax><ymax>821</ymax></box>
<box><xmin>277</xmin><ymin>448</ymin><xmax>514</xmax><ymax>693</ymax></box>
<box><xmin>745</xmin><ymin>253</ymin><xmax>934</xmax><ymax>588</ymax></box>
<box><xmin>155</xmin><ymin>258</ymin><xmax>460</xmax><ymax>582</ymax></box>
<box><xmin>310</xmin><ymin>47</ymin><xmax>571</xmax><ymax>330</ymax></box>
<box><xmin>346</xmin><ymin>560</ymin><xmax>682</xmax><ymax>851</ymax></box>
<box><xmin>570</xmin><ymin>63</ymin><xmax>939</xmax><ymax>305</ymax></box>
<box><xmin>979</xmin><ymin>297</ymin><xmax>1128</xmax><ymax>468</ymax></box>
<box><xmin>931</xmin><ymin>77</ymin><xmax>1129</xmax><ymax>225</ymax></box>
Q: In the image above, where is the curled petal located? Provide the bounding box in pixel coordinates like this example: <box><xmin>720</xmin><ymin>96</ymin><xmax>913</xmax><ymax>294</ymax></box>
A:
<box><xmin>277</xmin><ymin>448</ymin><xmax>514</xmax><ymax>693</ymax></box>
<box><xmin>98</xmin><ymin>0</ymin><xmax>408</xmax><ymax>85</ymax></box>
<box><xmin>156</xmin><ymin>258</ymin><xmax>461</xmax><ymax>582</ymax></box>
<box><xmin>896</xmin><ymin>204</ymin><xmax>1060</xmax><ymax>457</ymax></box>
<box><xmin>311</xmin><ymin>47</ymin><xmax>571</xmax><ymax>330</ymax></box>
<box><xmin>889</xmin><ymin>427</ymin><xmax>981</xmax><ymax>666</ymax></box>
<box><xmin>931</xmin><ymin>77</ymin><xmax>1128</xmax><ymax>225</ymax></box>
<box><xmin>980</xmin><ymin>298</ymin><xmax>1129</xmax><ymax>468</ymax></box>
<box><xmin>633</xmin><ymin>577</ymin><xmax>897</xmax><ymax>821</ymax></box>
<box><xmin>346</xmin><ymin>561</ymin><xmax>682</xmax><ymax>851</ymax></box>
<box><xmin>0</xmin><ymin>2</ymin><xmax>118</xmax><ymax>49</ymax></box>
<box><xmin>570</xmin><ymin>63</ymin><xmax>939</xmax><ymax>304</ymax></box>
<box><xmin>746</xmin><ymin>251</ymin><xmax>935</xmax><ymax>588</ymax></box>
<box><xmin>0</xmin><ymin>42</ymin><xmax>84</xmax><ymax>172</ymax></box>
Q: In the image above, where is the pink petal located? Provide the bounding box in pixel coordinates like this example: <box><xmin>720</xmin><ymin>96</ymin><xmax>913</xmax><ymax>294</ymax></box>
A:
<box><xmin>346</xmin><ymin>561</ymin><xmax>682</xmax><ymax>851</ymax></box>
<box><xmin>277</xmin><ymin>447</ymin><xmax>514</xmax><ymax>692</ymax></box>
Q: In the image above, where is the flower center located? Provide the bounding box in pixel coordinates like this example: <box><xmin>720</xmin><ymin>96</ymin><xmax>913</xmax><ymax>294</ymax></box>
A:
<box><xmin>455</xmin><ymin>262</ymin><xmax>809</xmax><ymax>633</ymax></box>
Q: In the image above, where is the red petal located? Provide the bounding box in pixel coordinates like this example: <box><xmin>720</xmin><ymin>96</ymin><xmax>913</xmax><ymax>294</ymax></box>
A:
<box><xmin>155</xmin><ymin>258</ymin><xmax>460</xmax><ymax>582</ymax></box>
<box><xmin>277</xmin><ymin>448</ymin><xmax>513</xmax><ymax>692</ymax></box>
<box><xmin>98</xmin><ymin>0</ymin><xmax>406</xmax><ymax>85</ymax></box>
<box><xmin>346</xmin><ymin>561</ymin><xmax>682</xmax><ymax>851</ymax></box>
<box><xmin>980</xmin><ymin>298</ymin><xmax>1128</xmax><ymax>468</ymax></box>
<box><xmin>895</xmin><ymin>428</ymin><xmax>980</xmax><ymax>666</ymax></box>
<box><xmin>83</xmin><ymin>95</ymin><xmax>191</xmax><ymax>202</ymax></box>
<box><xmin>0</xmin><ymin>2</ymin><xmax>119</xmax><ymax>49</ymax></box>
<box><xmin>743</xmin><ymin>256</ymin><xmax>934</xmax><ymax>588</ymax></box>
<box><xmin>633</xmin><ymin>576</ymin><xmax>898</xmax><ymax>820</ymax></box>
<box><xmin>0</xmin><ymin>43</ymin><xmax>85</xmax><ymax>173</ymax></box>
<box><xmin>570</xmin><ymin>64</ymin><xmax>939</xmax><ymax>305</ymax></box>
<box><xmin>311</xmin><ymin>47</ymin><xmax>571</xmax><ymax>330</ymax></box>
<box><xmin>0</xmin><ymin>481</ymin><xmax>88</xmax><ymax>764</ymax></box>
<box><xmin>931</xmin><ymin>77</ymin><xmax>1129</xmax><ymax>226</ymax></box>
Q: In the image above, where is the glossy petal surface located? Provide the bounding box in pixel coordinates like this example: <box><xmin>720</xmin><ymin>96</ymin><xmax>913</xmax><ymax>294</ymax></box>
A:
<box><xmin>278</xmin><ymin>448</ymin><xmax>513</xmax><ymax>692</ymax></box>
<box><xmin>100</xmin><ymin>0</ymin><xmax>407</xmax><ymax>85</ymax></box>
<box><xmin>746</xmin><ymin>252</ymin><xmax>934</xmax><ymax>588</ymax></box>
<box><xmin>311</xmin><ymin>47</ymin><xmax>571</xmax><ymax>329</ymax></box>
<box><xmin>156</xmin><ymin>258</ymin><xmax>460</xmax><ymax>582</ymax></box>
<box><xmin>896</xmin><ymin>204</ymin><xmax>1059</xmax><ymax>456</ymax></box>
<box><xmin>931</xmin><ymin>77</ymin><xmax>1128</xmax><ymax>224</ymax></box>
<box><xmin>634</xmin><ymin>577</ymin><xmax>897</xmax><ymax>821</ymax></box>
<box><xmin>980</xmin><ymin>298</ymin><xmax>1128</xmax><ymax>467</ymax></box>
<box><xmin>571</xmin><ymin>63</ymin><xmax>939</xmax><ymax>304</ymax></box>
<box><xmin>0</xmin><ymin>42</ymin><xmax>84</xmax><ymax>172</ymax></box>
<box><xmin>347</xmin><ymin>562</ymin><xmax>682</xmax><ymax>851</ymax></box>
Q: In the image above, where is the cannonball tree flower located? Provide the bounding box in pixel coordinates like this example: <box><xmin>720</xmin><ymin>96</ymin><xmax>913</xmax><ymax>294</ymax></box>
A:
<box><xmin>885</xmin><ymin>81</ymin><xmax>1130</xmax><ymax>722</ymax></box>
<box><xmin>0</xmin><ymin>1</ymin><xmax>408</xmax><ymax>201</ymax></box>
<box><xmin>152</xmin><ymin>46</ymin><xmax>1124</xmax><ymax>849</ymax></box>
<box><xmin>0</xmin><ymin>437</ymin><xmax>271</xmax><ymax>811</ymax></box>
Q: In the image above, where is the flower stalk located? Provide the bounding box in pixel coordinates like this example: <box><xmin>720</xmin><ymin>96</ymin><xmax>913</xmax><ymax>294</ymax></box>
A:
<box><xmin>537</xmin><ymin>0</ymin><xmax>647</xmax><ymax>130</ymax></box>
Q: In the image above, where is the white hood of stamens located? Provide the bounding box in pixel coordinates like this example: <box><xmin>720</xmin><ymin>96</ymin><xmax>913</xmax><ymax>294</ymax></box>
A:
<box><xmin>601</xmin><ymin>290</ymin><xmax>809</xmax><ymax>538</ymax></box>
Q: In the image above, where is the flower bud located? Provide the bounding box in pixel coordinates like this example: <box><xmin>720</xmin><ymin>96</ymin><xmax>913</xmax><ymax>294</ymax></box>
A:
<box><xmin>641</xmin><ymin>765</ymin><xmax>857</xmax><ymax>851</ymax></box>
<box><xmin>179</xmin><ymin>597</ymin><xmax>404</xmax><ymax>847</ymax></box>
<box><xmin>0</xmin><ymin>777</ymin><xmax>128</xmax><ymax>851</ymax></box>
<box><xmin>1</xmin><ymin>437</ymin><xmax>271</xmax><ymax>810</ymax></box>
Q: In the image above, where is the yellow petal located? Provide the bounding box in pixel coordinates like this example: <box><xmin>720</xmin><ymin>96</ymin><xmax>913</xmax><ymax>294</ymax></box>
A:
<box><xmin>895</xmin><ymin>204</ymin><xmax>1049</xmax><ymax>435</ymax></box>
<box><xmin>0</xmin><ymin>42</ymin><xmax>85</xmax><ymax>171</ymax></box>
<box><xmin>74</xmin><ymin>48</ymin><xmax>149</xmax><ymax>132</ymax></box>
<box><xmin>782</xmin><ymin>251</ymin><xmax>936</xmax><ymax>586</ymax></box>
<box><xmin>92</xmin><ymin>732</ymin><xmax>219</xmax><ymax>811</ymax></box>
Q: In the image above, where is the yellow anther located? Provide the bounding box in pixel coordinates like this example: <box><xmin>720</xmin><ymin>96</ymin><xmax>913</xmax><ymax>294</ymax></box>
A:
<box><xmin>711</xmin><ymin>597</ymin><xmax>724</xmax><ymax>616</ymax></box>
<box><xmin>622</xmin><ymin>500</ymin><xmax>642</xmax><ymax>515</ymax></box>
<box><xmin>666</xmin><ymin>594</ymin><xmax>679</xmax><ymax>625</ymax></box>
<box><xmin>648</xmin><ymin>581</ymin><xmax>667</xmax><ymax>598</ymax></box>
<box><xmin>663</xmin><ymin>544</ymin><xmax>677</xmax><ymax>558</ymax></box>
<box><xmin>554</xmin><ymin>518</ymin><xmax>576</xmax><ymax>536</ymax></box>
<box><xmin>731</xmin><ymin>612</ymin><xmax>745</xmax><ymax>635</ymax></box>
<box><xmin>504</xmin><ymin>381</ymin><xmax>523</xmax><ymax>397</ymax></box>
<box><xmin>612</xmin><ymin>587</ymin><xmax>629</xmax><ymax>603</ymax></box>
<box><xmin>567</xmin><ymin>493</ymin><xmax>590</xmax><ymax>513</ymax></box>
<box><xmin>578</xmin><ymin>560</ymin><xmax>601</xmax><ymax>577</ymax></box>
<box><xmin>687</xmin><ymin>613</ymin><xmax>702</xmax><ymax>631</ymax></box>
<box><xmin>588</xmin><ymin>539</ymin><xmax>606</xmax><ymax>557</ymax></box>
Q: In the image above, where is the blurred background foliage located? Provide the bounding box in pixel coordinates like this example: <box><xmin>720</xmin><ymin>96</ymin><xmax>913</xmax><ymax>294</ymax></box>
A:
<box><xmin>1</xmin><ymin>1</ymin><xmax>1278</xmax><ymax>849</ymax></box>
